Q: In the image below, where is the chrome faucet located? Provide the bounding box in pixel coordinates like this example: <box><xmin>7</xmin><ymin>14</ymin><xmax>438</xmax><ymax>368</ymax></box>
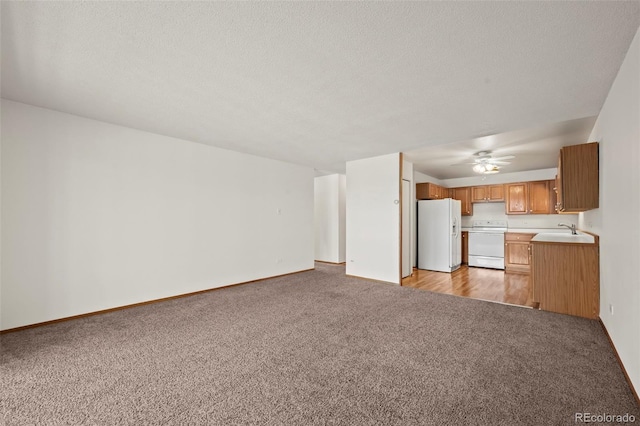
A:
<box><xmin>558</xmin><ymin>223</ymin><xmax>577</xmax><ymax>235</ymax></box>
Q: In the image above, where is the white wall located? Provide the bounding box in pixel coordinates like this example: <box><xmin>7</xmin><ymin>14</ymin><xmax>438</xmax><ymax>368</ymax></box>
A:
<box><xmin>580</xmin><ymin>26</ymin><xmax>640</xmax><ymax>394</ymax></box>
<box><xmin>414</xmin><ymin>171</ymin><xmax>444</xmax><ymax>185</ymax></box>
<box><xmin>346</xmin><ymin>153</ymin><xmax>400</xmax><ymax>284</ymax></box>
<box><xmin>458</xmin><ymin>202</ymin><xmax>577</xmax><ymax>229</ymax></box>
<box><xmin>1</xmin><ymin>100</ymin><xmax>314</xmax><ymax>330</ymax></box>
<box><xmin>0</xmin><ymin>101</ymin><xmax>2</xmax><ymax>322</ymax></box>
<box><xmin>314</xmin><ymin>174</ymin><xmax>346</xmax><ymax>263</ymax></box>
<box><xmin>338</xmin><ymin>174</ymin><xmax>346</xmax><ymax>263</ymax></box>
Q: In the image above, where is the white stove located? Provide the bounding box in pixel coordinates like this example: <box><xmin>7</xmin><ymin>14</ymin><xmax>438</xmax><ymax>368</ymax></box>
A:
<box><xmin>468</xmin><ymin>220</ymin><xmax>507</xmax><ymax>270</ymax></box>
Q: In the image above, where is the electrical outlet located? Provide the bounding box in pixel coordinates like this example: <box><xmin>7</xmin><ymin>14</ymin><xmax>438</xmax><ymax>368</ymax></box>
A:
<box><xmin>609</xmin><ymin>304</ymin><xmax>614</xmax><ymax>315</ymax></box>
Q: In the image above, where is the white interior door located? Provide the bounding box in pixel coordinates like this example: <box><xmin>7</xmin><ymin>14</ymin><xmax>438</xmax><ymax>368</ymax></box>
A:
<box><xmin>402</xmin><ymin>179</ymin><xmax>411</xmax><ymax>278</ymax></box>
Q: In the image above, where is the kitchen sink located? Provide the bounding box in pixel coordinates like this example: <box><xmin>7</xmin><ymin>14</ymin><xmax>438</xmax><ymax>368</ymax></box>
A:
<box><xmin>531</xmin><ymin>232</ymin><xmax>595</xmax><ymax>244</ymax></box>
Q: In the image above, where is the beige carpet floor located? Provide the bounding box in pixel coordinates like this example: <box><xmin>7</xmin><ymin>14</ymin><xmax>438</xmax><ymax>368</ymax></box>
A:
<box><xmin>1</xmin><ymin>262</ymin><xmax>638</xmax><ymax>425</ymax></box>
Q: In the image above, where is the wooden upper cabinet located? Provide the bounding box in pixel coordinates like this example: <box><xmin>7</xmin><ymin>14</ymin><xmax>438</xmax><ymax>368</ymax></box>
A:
<box><xmin>471</xmin><ymin>185</ymin><xmax>504</xmax><ymax>203</ymax></box>
<box><xmin>505</xmin><ymin>182</ymin><xmax>528</xmax><ymax>214</ymax></box>
<box><xmin>439</xmin><ymin>185</ymin><xmax>449</xmax><ymax>199</ymax></box>
<box><xmin>471</xmin><ymin>186</ymin><xmax>485</xmax><ymax>202</ymax></box>
<box><xmin>547</xmin><ymin>179</ymin><xmax>558</xmax><ymax>214</ymax></box>
<box><xmin>528</xmin><ymin>180</ymin><xmax>552</xmax><ymax>214</ymax></box>
<box><xmin>428</xmin><ymin>184</ymin><xmax>439</xmax><ymax>199</ymax></box>
<box><xmin>416</xmin><ymin>183</ymin><xmax>431</xmax><ymax>200</ymax></box>
<box><xmin>556</xmin><ymin>158</ymin><xmax>563</xmax><ymax>212</ymax></box>
<box><xmin>557</xmin><ymin>142</ymin><xmax>599</xmax><ymax>212</ymax></box>
<box><xmin>451</xmin><ymin>187</ymin><xmax>473</xmax><ymax>216</ymax></box>
<box><xmin>504</xmin><ymin>180</ymin><xmax>557</xmax><ymax>215</ymax></box>
<box><xmin>416</xmin><ymin>183</ymin><xmax>449</xmax><ymax>200</ymax></box>
<box><xmin>488</xmin><ymin>185</ymin><xmax>504</xmax><ymax>201</ymax></box>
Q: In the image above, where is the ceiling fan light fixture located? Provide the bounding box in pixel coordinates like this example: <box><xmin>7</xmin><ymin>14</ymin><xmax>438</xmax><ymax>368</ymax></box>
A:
<box><xmin>472</xmin><ymin>163</ymin><xmax>486</xmax><ymax>173</ymax></box>
<box><xmin>485</xmin><ymin>163</ymin><xmax>499</xmax><ymax>172</ymax></box>
<box><xmin>473</xmin><ymin>162</ymin><xmax>500</xmax><ymax>174</ymax></box>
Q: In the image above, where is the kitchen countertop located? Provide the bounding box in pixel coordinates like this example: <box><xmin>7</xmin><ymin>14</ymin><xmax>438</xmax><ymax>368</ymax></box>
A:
<box><xmin>506</xmin><ymin>228</ymin><xmax>572</xmax><ymax>234</ymax></box>
<box><xmin>461</xmin><ymin>227</ymin><xmax>577</xmax><ymax>234</ymax></box>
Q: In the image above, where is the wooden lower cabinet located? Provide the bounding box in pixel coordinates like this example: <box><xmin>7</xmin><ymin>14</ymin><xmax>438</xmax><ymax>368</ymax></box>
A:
<box><xmin>461</xmin><ymin>231</ymin><xmax>468</xmax><ymax>264</ymax></box>
<box><xmin>530</xmin><ymin>237</ymin><xmax>600</xmax><ymax>319</ymax></box>
<box><xmin>504</xmin><ymin>233</ymin><xmax>534</xmax><ymax>274</ymax></box>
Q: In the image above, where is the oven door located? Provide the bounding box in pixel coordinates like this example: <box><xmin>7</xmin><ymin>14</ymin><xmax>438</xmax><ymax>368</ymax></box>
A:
<box><xmin>468</xmin><ymin>232</ymin><xmax>505</xmax><ymax>257</ymax></box>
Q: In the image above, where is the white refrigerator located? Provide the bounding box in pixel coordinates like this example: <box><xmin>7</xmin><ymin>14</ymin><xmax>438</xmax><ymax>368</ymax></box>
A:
<box><xmin>417</xmin><ymin>199</ymin><xmax>462</xmax><ymax>273</ymax></box>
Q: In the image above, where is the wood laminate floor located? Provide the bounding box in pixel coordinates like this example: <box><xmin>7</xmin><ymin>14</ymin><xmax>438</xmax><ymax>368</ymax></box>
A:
<box><xmin>402</xmin><ymin>265</ymin><xmax>535</xmax><ymax>308</ymax></box>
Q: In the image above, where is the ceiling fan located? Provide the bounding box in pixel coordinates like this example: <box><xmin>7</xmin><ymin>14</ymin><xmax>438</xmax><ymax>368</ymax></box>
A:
<box><xmin>456</xmin><ymin>151</ymin><xmax>515</xmax><ymax>174</ymax></box>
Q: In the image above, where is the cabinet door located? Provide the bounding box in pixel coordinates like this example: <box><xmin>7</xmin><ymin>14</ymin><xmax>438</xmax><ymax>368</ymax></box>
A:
<box><xmin>558</xmin><ymin>142</ymin><xmax>599</xmax><ymax>212</ymax></box>
<box><xmin>505</xmin><ymin>242</ymin><xmax>530</xmax><ymax>268</ymax></box>
<box><xmin>471</xmin><ymin>186</ymin><xmax>487</xmax><ymax>202</ymax></box>
<box><xmin>556</xmin><ymin>154</ymin><xmax>564</xmax><ymax>211</ymax></box>
<box><xmin>529</xmin><ymin>180</ymin><xmax>551</xmax><ymax>214</ymax></box>
<box><xmin>488</xmin><ymin>185</ymin><xmax>504</xmax><ymax>201</ymax></box>
<box><xmin>427</xmin><ymin>183</ymin><xmax>438</xmax><ymax>199</ymax></box>
<box><xmin>530</xmin><ymin>244</ymin><xmax>538</xmax><ymax>303</ymax></box>
<box><xmin>461</xmin><ymin>231</ymin><xmax>468</xmax><ymax>264</ymax></box>
<box><xmin>416</xmin><ymin>183</ymin><xmax>430</xmax><ymax>200</ymax></box>
<box><xmin>417</xmin><ymin>183</ymin><xmax>447</xmax><ymax>200</ymax></box>
<box><xmin>549</xmin><ymin>179</ymin><xmax>558</xmax><ymax>214</ymax></box>
<box><xmin>472</xmin><ymin>185</ymin><xmax>503</xmax><ymax>202</ymax></box>
<box><xmin>506</xmin><ymin>183</ymin><xmax>528</xmax><ymax>214</ymax></box>
<box><xmin>505</xmin><ymin>233</ymin><xmax>534</xmax><ymax>273</ymax></box>
<box><xmin>452</xmin><ymin>187</ymin><xmax>473</xmax><ymax>216</ymax></box>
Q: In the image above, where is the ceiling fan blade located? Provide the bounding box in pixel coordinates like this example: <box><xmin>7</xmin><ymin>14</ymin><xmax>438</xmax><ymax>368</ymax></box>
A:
<box><xmin>471</xmin><ymin>159</ymin><xmax>511</xmax><ymax>164</ymax></box>
<box><xmin>450</xmin><ymin>152</ymin><xmax>514</xmax><ymax>167</ymax></box>
<box><xmin>491</xmin><ymin>155</ymin><xmax>515</xmax><ymax>161</ymax></box>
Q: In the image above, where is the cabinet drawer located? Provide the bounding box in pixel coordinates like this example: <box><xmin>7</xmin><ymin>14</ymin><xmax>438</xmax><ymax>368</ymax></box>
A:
<box><xmin>505</xmin><ymin>233</ymin><xmax>535</xmax><ymax>242</ymax></box>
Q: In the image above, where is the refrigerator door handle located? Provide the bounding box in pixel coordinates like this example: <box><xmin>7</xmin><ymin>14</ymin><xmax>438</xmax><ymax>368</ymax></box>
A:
<box><xmin>452</xmin><ymin>216</ymin><xmax>458</xmax><ymax>237</ymax></box>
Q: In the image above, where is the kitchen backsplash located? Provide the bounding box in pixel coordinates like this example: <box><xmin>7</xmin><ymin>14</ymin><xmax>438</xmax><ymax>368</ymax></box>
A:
<box><xmin>460</xmin><ymin>202</ymin><xmax>578</xmax><ymax>229</ymax></box>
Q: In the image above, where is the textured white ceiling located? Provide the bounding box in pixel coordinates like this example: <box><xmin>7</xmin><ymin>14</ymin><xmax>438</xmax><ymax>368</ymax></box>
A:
<box><xmin>2</xmin><ymin>2</ymin><xmax>639</xmax><ymax>174</ymax></box>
